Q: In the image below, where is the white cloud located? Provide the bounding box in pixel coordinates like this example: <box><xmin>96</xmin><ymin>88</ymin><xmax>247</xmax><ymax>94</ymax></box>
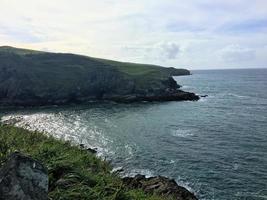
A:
<box><xmin>160</xmin><ymin>43</ymin><xmax>180</xmax><ymax>59</ymax></box>
<box><xmin>220</xmin><ymin>45</ymin><xmax>255</xmax><ymax>63</ymax></box>
<box><xmin>0</xmin><ymin>0</ymin><xmax>266</xmax><ymax>69</ymax></box>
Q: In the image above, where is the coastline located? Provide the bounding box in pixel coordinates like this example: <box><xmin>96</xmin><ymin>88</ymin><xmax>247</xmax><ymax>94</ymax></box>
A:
<box><xmin>0</xmin><ymin>46</ymin><xmax>199</xmax><ymax>107</ymax></box>
<box><xmin>0</xmin><ymin>123</ymin><xmax>198</xmax><ymax>200</ymax></box>
<box><xmin>0</xmin><ymin>89</ymin><xmax>200</xmax><ymax>107</ymax></box>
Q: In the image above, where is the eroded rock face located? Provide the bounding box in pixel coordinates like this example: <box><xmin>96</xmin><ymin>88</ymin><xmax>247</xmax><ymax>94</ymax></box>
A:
<box><xmin>123</xmin><ymin>175</ymin><xmax>198</xmax><ymax>200</ymax></box>
<box><xmin>0</xmin><ymin>47</ymin><xmax>199</xmax><ymax>106</ymax></box>
<box><xmin>0</xmin><ymin>152</ymin><xmax>48</xmax><ymax>200</ymax></box>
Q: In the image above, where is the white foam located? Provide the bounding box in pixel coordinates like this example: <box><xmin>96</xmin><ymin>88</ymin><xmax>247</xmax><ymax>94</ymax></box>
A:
<box><xmin>126</xmin><ymin>169</ymin><xmax>155</xmax><ymax>178</ymax></box>
<box><xmin>1</xmin><ymin>113</ymin><xmax>116</xmax><ymax>159</ymax></box>
<box><xmin>124</xmin><ymin>144</ymin><xmax>134</xmax><ymax>157</ymax></box>
<box><xmin>175</xmin><ymin>177</ymin><xmax>196</xmax><ymax>194</ymax></box>
<box><xmin>171</xmin><ymin>129</ymin><xmax>195</xmax><ymax>138</ymax></box>
<box><xmin>218</xmin><ymin>92</ymin><xmax>250</xmax><ymax>99</ymax></box>
<box><xmin>199</xmin><ymin>97</ymin><xmax>208</xmax><ymax>102</ymax></box>
<box><xmin>233</xmin><ymin>163</ymin><xmax>239</xmax><ymax>170</ymax></box>
<box><xmin>111</xmin><ymin>166</ymin><xmax>124</xmax><ymax>173</ymax></box>
<box><xmin>182</xmin><ymin>85</ymin><xmax>190</xmax><ymax>89</ymax></box>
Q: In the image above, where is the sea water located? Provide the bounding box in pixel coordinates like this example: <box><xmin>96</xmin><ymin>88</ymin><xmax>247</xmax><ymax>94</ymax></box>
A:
<box><xmin>1</xmin><ymin>68</ymin><xmax>267</xmax><ymax>200</ymax></box>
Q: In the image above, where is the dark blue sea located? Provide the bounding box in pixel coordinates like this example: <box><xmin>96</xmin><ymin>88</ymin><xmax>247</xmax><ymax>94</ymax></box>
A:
<box><xmin>1</xmin><ymin>68</ymin><xmax>267</xmax><ymax>200</ymax></box>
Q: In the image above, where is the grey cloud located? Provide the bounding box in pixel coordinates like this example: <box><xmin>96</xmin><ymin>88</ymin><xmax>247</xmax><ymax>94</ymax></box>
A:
<box><xmin>221</xmin><ymin>45</ymin><xmax>255</xmax><ymax>63</ymax></box>
<box><xmin>0</xmin><ymin>25</ymin><xmax>42</xmax><ymax>43</ymax></box>
<box><xmin>161</xmin><ymin>43</ymin><xmax>180</xmax><ymax>59</ymax></box>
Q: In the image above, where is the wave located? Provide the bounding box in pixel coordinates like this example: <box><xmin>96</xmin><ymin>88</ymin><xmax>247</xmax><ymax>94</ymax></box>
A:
<box><xmin>124</xmin><ymin>169</ymin><xmax>155</xmax><ymax>178</ymax></box>
<box><xmin>216</xmin><ymin>92</ymin><xmax>251</xmax><ymax>99</ymax></box>
<box><xmin>199</xmin><ymin>97</ymin><xmax>208</xmax><ymax>102</ymax></box>
<box><xmin>124</xmin><ymin>144</ymin><xmax>134</xmax><ymax>157</ymax></box>
<box><xmin>1</xmin><ymin>113</ymin><xmax>116</xmax><ymax>159</ymax></box>
<box><xmin>170</xmin><ymin>129</ymin><xmax>195</xmax><ymax>138</ymax></box>
<box><xmin>181</xmin><ymin>85</ymin><xmax>191</xmax><ymax>89</ymax></box>
<box><xmin>227</xmin><ymin>93</ymin><xmax>250</xmax><ymax>98</ymax></box>
<box><xmin>170</xmin><ymin>160</ymin><xmax>175</xmax><ymax>164</ymax></box>
<box><xmin>176</xmin><ymin>179</ymin><xmax>195</xmax><ymax>194</ymax></box>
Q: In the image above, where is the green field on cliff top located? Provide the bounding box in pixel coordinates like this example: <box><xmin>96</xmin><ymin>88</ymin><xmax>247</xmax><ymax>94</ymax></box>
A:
<box><xmin>0</xmin><ymin>46</ymin><xmax>189</xmax><ymax>90</ymax></box>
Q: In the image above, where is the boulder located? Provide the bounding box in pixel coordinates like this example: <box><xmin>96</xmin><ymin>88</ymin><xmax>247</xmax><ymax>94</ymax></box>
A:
<box><xmin>79</xmin><ymin>144</ymin><xmax>97</xmax><ymax>154</ymax></box>
<box><xmin>86</xmin><ymin>148</ymin><xmax>97</xmax><ymax>154</ymax></box>
<box><xmin>0</xmin><ymin>152</ymin><xmax>48</xmax><ymax>200</ymax></box>
<box><xmin>123</xmin><ymin>175</ymin><xmax>198</xmax><ymax>200</ymax></box>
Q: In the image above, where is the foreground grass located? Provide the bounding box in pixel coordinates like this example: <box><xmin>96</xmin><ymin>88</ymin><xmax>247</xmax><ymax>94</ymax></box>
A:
<box><xmin>0</xmin><ymin>125</ymin><xmax>171</xmax><ymax>200</ymax></box>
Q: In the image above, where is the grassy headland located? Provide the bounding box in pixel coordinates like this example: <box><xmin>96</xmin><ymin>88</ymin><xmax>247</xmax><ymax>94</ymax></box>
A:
<box><xmin>0</xmin><ymin>46</ymin><xmax>198</xmax><ymax>106</ymax></box>
<box><xmin>0</xmin><ymin>124</ymin><xmax>172</xmax><ymax>200</ymax></box>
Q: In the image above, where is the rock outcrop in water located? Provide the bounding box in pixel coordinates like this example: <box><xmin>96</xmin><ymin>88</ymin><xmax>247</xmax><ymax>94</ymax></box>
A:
<box><xmin>0</xmin><ymin>152</ymin><xmax>48</xmax><ymax>200</ymax></box>
<box><xmin>0</xmin><ymin>46</ymin><xmax>199</xmax><ymax>106</ymax></box>
<box><xmin>123</xmin><ymin>174</ymin><xmax>198</xmax><ymax>200</ymax></box>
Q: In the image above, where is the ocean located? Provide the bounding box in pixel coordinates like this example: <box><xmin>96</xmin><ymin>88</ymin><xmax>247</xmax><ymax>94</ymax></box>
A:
<box><xmin>1</xmin><ymin>68</ymin><xmax>267</xmax><ymax>200</ymax></box>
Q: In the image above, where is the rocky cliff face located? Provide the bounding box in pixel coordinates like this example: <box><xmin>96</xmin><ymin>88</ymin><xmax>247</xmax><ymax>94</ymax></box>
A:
<box><xmin>0</xmin><ymin>152</ymin><xmax>48</xmax><ymax>200</ymax></box>
<box><xmin>123</xmin><ymin>175</ymin><xmax>198</xmax><ymax>200</ymax></box>
<box><xmin>0</xmin><ymin>152</ymin><xmax>198</xmax><ymax>200</ymax></box>
<box><xmin>0</xmin><ymin>46</ymin><xmax>199</xmax><ymax>106</ymax></box>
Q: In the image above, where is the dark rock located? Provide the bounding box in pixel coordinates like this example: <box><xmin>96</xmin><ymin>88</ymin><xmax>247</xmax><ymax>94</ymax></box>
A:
<box><xmin>200</xmin><ymin>95</ymin><xmax>208</xmax><ymax>98</ymax></box>
<box><xmin>87</xmin><ymin>148</ymin><xmax>97</xmax><ymax>154</ymax></box>
<box><xmin>79</xmin><ymin>144</ymin><xmax>97</xmax><ymax>154</ymax></box>
<box><xmin>123</xmin><ymin>175</ymin><xmax>198</xmax><ymax>200</ymax></box>
<box><xmin>104</xmin><ymin>89</ymin><xmax>199</xmax><ymax>103</ymax></box>
<box><xmin>0</xmin><ymin>152</ymin><xmax>48</xmax><ymax>200</ymax></box>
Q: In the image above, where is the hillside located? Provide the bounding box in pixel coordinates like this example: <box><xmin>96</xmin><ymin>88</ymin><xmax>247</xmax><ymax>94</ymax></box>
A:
<box><xmin>0</xmin><ymin>46</ymin><xmax>199</xmax><ymax>106</ymax></box>
<box><xmin>0</xmin><ymin>124</ymin><xmax>198</xmax><ymax>200</ymax></box>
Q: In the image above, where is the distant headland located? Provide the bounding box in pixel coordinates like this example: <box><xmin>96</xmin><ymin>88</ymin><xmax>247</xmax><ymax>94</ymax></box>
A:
<box><xmin>0</xmin><ymin>46</ymin><xmax>199</xmax><ymax>106</ymax></box>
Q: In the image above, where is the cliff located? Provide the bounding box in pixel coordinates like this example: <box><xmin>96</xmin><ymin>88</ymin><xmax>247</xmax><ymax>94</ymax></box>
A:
<box><xmin>0</xmin><ymin>125</ymin><xmax>198</xmax><ymax>200</ymax></box>
<box><xmin>0</xmin><ymin>46</ymin><xmax>199</xmax><ymax>106</ymax></box>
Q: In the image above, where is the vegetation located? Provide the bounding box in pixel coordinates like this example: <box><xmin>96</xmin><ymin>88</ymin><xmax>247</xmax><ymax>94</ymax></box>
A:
<box><xmin>0</xmin><ymin>124</ymin><xmax>172</xmax><ymax>200</ymax></box>
<box><xmin>94</xmin><ymin>57</ymin><xmax>189</xmax><ymax>90</ymax></box>
<box><xmin>0</xmin><ymin>46</ymin><xmax>191</xmax><ymax>106</ymax></box>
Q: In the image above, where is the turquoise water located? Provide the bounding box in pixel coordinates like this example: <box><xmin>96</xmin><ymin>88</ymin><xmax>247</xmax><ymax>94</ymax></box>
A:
<box><xmin>1</xmin><ymin>69</ymin><xmax>267</xmax><ymax>200</ymax></box>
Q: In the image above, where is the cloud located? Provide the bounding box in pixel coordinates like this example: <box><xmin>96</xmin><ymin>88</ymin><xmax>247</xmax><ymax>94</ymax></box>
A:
<box><xmin>166</xmin><ymin>21</ymin><xmax>205</xmax><ymax>33</ymax></box>
<box><xmin>220</xmin><ymin>45</ymin><xmax>256</xmax><ymax>63</ymax></box>
<box><xmin>219</xmin><ymin>19</ymin><xmax>267</xmax><ymax>34</ymax></box>
<box><xmin>0</xmin><ymin>25</ymin><xmax>42</xmax><ymax>43</ymax></box>
<box><xmin>160</xmin><ymin>43</ymin><xmax>181</xmax><ymax>59</ymax></box>
<box><xmin>0</xmin><ymin>0</ymin><xmax>266</xmax><ymax>69</ymax></box>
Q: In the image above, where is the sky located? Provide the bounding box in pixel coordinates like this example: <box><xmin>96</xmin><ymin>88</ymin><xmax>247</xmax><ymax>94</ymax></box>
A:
<box><xmin>0</xmin><ymin>0</ymin><xmax>267</xmax><ymax>70</ymax></box>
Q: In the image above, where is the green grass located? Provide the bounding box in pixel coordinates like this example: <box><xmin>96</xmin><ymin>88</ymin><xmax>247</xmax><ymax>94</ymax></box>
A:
<box><xmin>0</xmin><ymin>124</ymin><xmax>172</xmax><ymax>200</ymax></box>
<box><xmin>0</xmin><ymin>46</ymin><xmax>190</xmax><ymax>105</ymax></box>
<box><xmin>93</xmin><ymin>57</ymin><xmax>190</xmax><ymax>91</ymax></box>
<box><xmin>0</xmin><ymin>46</ymin><xmax>43</xmax><ymax>55</ymax></box>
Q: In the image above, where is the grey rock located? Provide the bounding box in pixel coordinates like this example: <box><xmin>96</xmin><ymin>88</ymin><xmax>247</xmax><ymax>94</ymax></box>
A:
<box><xmin>86</xmin><ymin>148</ymin><xmax>97</xmax><ymax>154</ymax></box>
<box><xmin>0</xmin><ymin>152</ymin><xmax>48</xmax><ymax>200</ymax></box>
<box><xmin>123</xmin><ymin>175</ymin><xmax>198</xmax><ymax>200</ymax></box>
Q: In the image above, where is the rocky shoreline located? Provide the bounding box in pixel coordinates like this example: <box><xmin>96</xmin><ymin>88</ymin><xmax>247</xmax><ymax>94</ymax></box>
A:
<box><xmin>0</xmin><ymin>151</ymin><xmax>198</xmax><ymax>200</ymax></box>
<box><xmin>80</xmin><ymin>144</ymin><xmax>197</xmax><ymax>200</ymax></box>
<box><xmin>0</xmin><ymin>87</ymin><xmax>200</xmax><ymax>107</ymax></box>
<box><xmin>0</xmin><ymin>46</ymin><xmax>200</xmax><ymax>107</ymax></box>
<box><xmin>0</xmin><ymin>93</ymin><xmax>199</xmax><ymax>107</ymax></box>
<box><xmin>123</xmin><ymin>175</ymin><xmax>197</xmax><ymax>200</ymax></box>
<box><xmin>0</xmin><ymin>119</ymin><xmax>199</xmax><ymax>200</ymax></box>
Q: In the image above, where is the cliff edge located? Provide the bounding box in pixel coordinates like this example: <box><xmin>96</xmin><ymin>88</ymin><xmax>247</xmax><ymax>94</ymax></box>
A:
<box><xmin>0</xmin><ymin>46</ymin><xmax>199</xmax><ymax>106</ymax></box>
